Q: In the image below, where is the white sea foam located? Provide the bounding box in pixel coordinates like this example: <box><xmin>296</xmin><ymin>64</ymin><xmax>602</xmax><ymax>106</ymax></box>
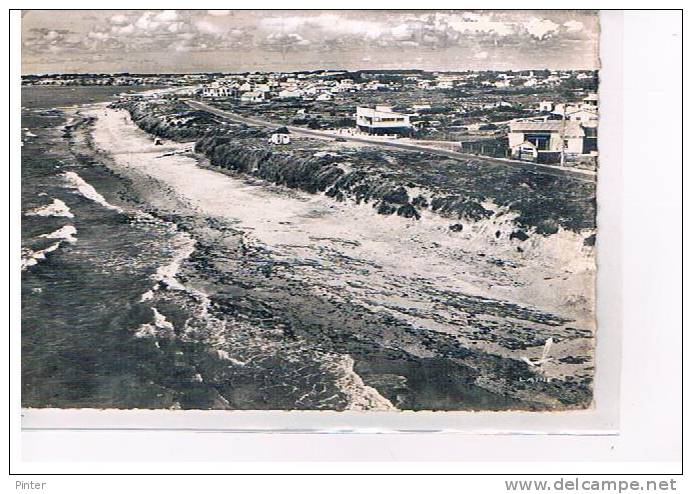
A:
<box><xmin>135</xmin><ymin>307</ymin><xmax>175</xmax><ymax>339</ymax></box>
<box><xmin>215</xmin><ymin>349</ymin><xmax>250</xmax><ymax>367</ymax></box>
<box><xmin>63</xmin><ymin>171</ymin><xmax>123</xmax><ymax>212</ymax></box>
<box><xmin>22</xmin><ymin>225</ymin><xmax>78</xmax><ymax>271</ymax></box>
<box><xmin>26</xmin><ymin>198</ymin><xmax>74</xmax><ymax>219</ymax></box>
<box><xmin>153</xmin><ymin>232</ymin><xmax>197</xmax><ymax>292</ymax></box>
<box><xmin>154</xmin><ymin>257</ymin><xmax>189</xmax><ymax>292</ymax></box>
<box><xmin>329</xmin><ymin>354</ymin><xmax>396</xmax><ymax>411</ymax></box>
<box><xmin>139</xmin><ymin>289</ymin><xmax>155</xmax><ymax>302</ymax></box>
<box><xmin>21</xmin><ymin>243</ymin><xmax>61</xmax><ymax>271</ymax></box>
<box><xmin>41</xmin><ymin>225</ymin><xmax>78</xmax><ymax>243</ymax></box>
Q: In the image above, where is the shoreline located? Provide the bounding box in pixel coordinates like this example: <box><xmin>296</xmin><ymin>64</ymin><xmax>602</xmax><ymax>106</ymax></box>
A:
<box><xmin>75</xmin><ymin>103</ymin><xmax>596</xmax><ymax>409</ymax></box>
<box><xmin>86</xmin><ymin>103</ymin><xmax>595</xmax><ymax>324</ymax></box>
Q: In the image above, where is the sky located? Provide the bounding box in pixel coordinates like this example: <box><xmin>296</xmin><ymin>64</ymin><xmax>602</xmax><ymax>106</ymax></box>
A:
<box><xmin>21</xmin><ymin>10</ymin><xmax>600</xmax><ymax>75</ymax></box>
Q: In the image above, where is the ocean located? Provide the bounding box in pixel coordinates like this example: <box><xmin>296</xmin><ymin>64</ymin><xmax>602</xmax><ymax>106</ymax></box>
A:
<box><xmin>21</xmin><ymin>86</ymin><xmax>402</xmax><ymax>410</ymax></box>
<box><xmin>21</xmin><ymin>86</ymin><xmax>199</xmax><ymax>408</ymax></box>
<box><xmin>21</xmin><ymin>86</ymin><xmax>593</xmax><ymax>411</ymax></box>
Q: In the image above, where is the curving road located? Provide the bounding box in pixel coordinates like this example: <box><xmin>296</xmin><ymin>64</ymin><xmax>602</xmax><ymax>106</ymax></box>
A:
<box><xmin>185</xmin><ymin>100</ymin><xmax>596</xmax><ymax>184</ymax></box>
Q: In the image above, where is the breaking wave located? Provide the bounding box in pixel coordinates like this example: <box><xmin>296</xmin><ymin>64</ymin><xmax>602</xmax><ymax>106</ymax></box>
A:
<box><xmin>21</xmin><ymin>242</ymin><xmax>61</xmax><ymax>271</ymax></box>
<box><xmin>25</xmin><ymin>198</ymin><xmax>74</xmax><ymax>219</ymax></box>
<box><xmin>63</xmin><ymin>171</ymin><xmax>123</xmax><ymax>212</ymax></box>
<box><xmin>135</xmin><ymin>307</ymin><xmax>176</xmax><ymax>339</ymax></box>
<box><xmin>40</xmin><ymin>225</ymin><xmax>78</xmax><ymax>244</ymax></box>
<box><xmin>21</xmin><ymin>225</ymin><xmax>78</xmax><ymax>271</ymax></box>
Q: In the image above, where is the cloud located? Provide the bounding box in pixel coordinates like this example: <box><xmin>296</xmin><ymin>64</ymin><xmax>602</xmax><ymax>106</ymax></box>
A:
<box><xmin>261</xmin><ymin>14</ymin><xmax>384</xmax><ymax>39</ymax></box>
<box><xmin>23</xmin><ymin>27</ymin><xmax>82</xmax><ymax>53</ymax></box>
<box><xmin>110</xmin><ymin>14</ymin><xmax>129</xmax><ymax>26</ymax></box>
<box><xmin>524</xmin><ymin>18</ymin><xmax>560</xmax><ymax>40</ymax></box>
<box><xmin>44</xmin><ymin>30</ymin><xmax>61</xmax><ymax>41</ymax></box>
<box><xmin>133</xmin><ymin>12</ymin><xmax>157</xmax><ymax>31</ymax></box>
<box><xmin>391</xmin><ymin>23</ymin><xmax>415</xmax><ymax>41</ymax></box>
<box><xmin>154</xmin><ymin>10</ymin><xmax>179</xmax><ymax>23</ymax></box>
<box><xmin>22</xmin><ymin>10</ymin><xmax>599</xmax><ymax>70</ymax></box>
<box><xmin>195</xmin><ymin>20</ymin><xmax>222</xmax><ymax>35</ymax></box>
<box><xmin>444</xmin><ymin>13</ymin><xmax>514</xmax><ymax>37</ymax></box>
<box><xmin>563</xmin><ymin>20</ymin><xmax>584</xmax><ymax>32</ymax></box>
<box><xmin>87</xmin><ymin>31</ymin><xmax>110</xmax><ymax>41</ymax></box>
<box><xmin>111</xmin><ymin>24</ymin><xmax>135</xmax><ymax>35</ymax></box>
<box><xmin>261</xmin><ymin>32</ymin><xmax>311</xmax><ymax>52</ymax></box>
<box><xmin>71</xmin><ymin>10</ymin><xmax>251</xmax><ymax>53</ymax></box>
<box><xmin>275</xmin><ymin>32</ymin><xmax>309</xmax><ymax>45</ymax></box>
<box><xmin>258</xmin><ymin>11</ymin><xmax>571</xmax><ymax>51</ymax></box>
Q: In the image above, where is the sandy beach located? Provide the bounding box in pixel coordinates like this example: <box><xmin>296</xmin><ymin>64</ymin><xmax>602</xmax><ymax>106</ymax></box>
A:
<box><xmin>82</xmin><ymin>104</ymin><xmax>595</xmax><ymax>390</ymax></box>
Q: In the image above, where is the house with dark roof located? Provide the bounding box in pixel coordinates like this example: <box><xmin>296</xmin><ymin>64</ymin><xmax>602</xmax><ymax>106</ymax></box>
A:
<box><xmin>508</xmin><ymin>120</ymin><xmax>588</xmax><ymax>163</ymax></box>
<box><xmin>270</xmin><ymin>127</ymin><xmax>291</xmax><ymax>145</ymax></box>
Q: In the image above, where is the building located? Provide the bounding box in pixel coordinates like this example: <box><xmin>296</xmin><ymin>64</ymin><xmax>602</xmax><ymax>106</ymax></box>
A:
<box><xmin>315</xmin><ymin>93</ymin><xmax>333</xmax><ymax>101</ymax></box>
<box><xmin>355</xmin><ymin>106</ymin><xmax>413</xmax><ymax>136</ymax></box>
<box><xmin>278</xmin><ymin>89</ymin><xmax>303</xmax><ymax>99</ymax></box>
<box><xmin>508</xmin><ymin>121</ymin><xmax>587</xmax><ymax>163</ymax></box>
<box><xmin>538</xmin><ymin>101</ymin><xmax>554</xmax><ymax>112</ymax></box>
<box><xmin>240</xmin><ymin>91</ymin><xmax>265</xmax><ymax>103</ymax></box>
<box><xmin>201</xmin><ymin>84</ymin><xmax>234</xmax><ymax>98</ymax></box>
<box><xmin>566</xmin><ymin>108</ymin><xmax>599</xmax><ymax>126</ymax></box>
<box><xmin>582</xmin><ymin>93</ymin><xmax>599</xmax><ymax>108</ymax></box>
<box><xmin>484</xmin><ymin>100</ymin><xmax>513</xmax><ymax>110</ymax></box>
<box><xmin>270</xmin><ymin>127</ymin><xmax>291</xmax><ymax>145</ymax></box>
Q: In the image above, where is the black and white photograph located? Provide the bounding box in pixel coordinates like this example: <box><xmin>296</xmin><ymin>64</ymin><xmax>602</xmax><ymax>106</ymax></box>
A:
<box><xmin>20</xmin><ymin>9</ymin><xmax>601</xmax><ymax>412</ymax></box>
<box><xmin>9</xmin><ymin>5</ymin><xmax>683</xmax><ymax>485</ymax></box>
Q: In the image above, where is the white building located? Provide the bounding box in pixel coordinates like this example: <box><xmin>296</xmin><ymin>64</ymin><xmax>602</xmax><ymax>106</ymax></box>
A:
<box><xmin>201</xmin><ymin>84</ymin><xmax>233</xmax><ymax>98</ymax></box>
<box><xmin>270</xmin><ymin>128</ymin><xmax>291</xmax><ymax>145</ymax></box>
<box><xmin>484</xmin><ymin>100</ymin><xmax>513</xmax><ymax>110</ymax></box>
<box><xmin>538</xmin><ymin>101</ymin><xmax>555</xmax><ymax>112</ymax></box>
<box><xmin>508</xmin><ymin>120</ymin><xmax>589</xmax><ymax>162</ymax></box>
<box><xmin>566</xmin><ymin>108</ymin><xmax>599</xmax><ymax>127</ymax></box>
<box><xmin>240</xmin><ymin>91</ymin><xmax>265</xmax><ymax>103</ymax></box>
<box><xmin>355</xmin><ymin>106</ymin><xmax>412</xmax><ymax>136</ymax></box>
<box><xmin>278</xmin><ymin>89</ymin><xmax>303</xmax><ymax>99</ymax></box>
<box><xmin>315</xmin><ymin>93</ymin><xmax>333</xmax><ymax>101</ymax></box>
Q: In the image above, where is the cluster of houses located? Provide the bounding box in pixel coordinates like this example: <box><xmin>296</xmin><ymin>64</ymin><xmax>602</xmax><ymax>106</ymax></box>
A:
<box><xmin>415</xmin><ymin>70</ymin><xmax>596</xmax><ymax>91</ymax></box>
<box><xmin>268</xmin><ymin>97</ymin><xmax>599</xmax><ymax>164</ymax></box>
<box><xmin>197</xmin><ymin>69</ymin><xmax>598</xmax><ymax>103</ymax></box>
<box><xmin>197</xmin><ymin>69</ymin><xmax>598</xmax><ymax>163</ymax></box>
<box><xmin>21</xmin><ymin>73</ymin><xmax>212</xmax><ymax>87</ymax></box>
<box><xmin>199</xmin><ymin>72</ymin><xmax>391</xmax><ymax>103</ymax></box>
<box><xmin>263</xmin><ymin>93</ymin><xmax>598</xmax><ymax>162</ymax></box>
<box><xmin>507</xmin><ymin>93</ymin><xmax>599</xmax><ymax>163</ymax></box>
<box><xmin>64</xmin><ymin>68</ymin><xmax>595</xmax><ymax>164</ymax></box>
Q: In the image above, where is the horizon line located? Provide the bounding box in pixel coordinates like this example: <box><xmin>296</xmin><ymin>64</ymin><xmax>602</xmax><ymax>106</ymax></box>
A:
<box><xmin>21</xmin><ymin>68</ymin><xmax>599</xmax><ymax>77</ymax></box>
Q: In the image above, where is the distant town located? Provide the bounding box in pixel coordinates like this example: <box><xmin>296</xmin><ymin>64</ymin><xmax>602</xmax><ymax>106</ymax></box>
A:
<box><xmin>23</xmin><ymin>69</ymin><xmax>598</xmax><ymax>168</ymax></box>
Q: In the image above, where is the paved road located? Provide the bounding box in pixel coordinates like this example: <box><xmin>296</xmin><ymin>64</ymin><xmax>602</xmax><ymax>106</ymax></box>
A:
<box><xmin>185</xmin><ymin>100</ymin><xmax>596</xmax><ymax>184</ymax></box>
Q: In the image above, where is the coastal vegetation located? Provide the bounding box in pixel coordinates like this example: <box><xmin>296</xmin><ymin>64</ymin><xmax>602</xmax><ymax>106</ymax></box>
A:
<box><xmin>120</xmin><ymin>99</ymin><xmax>596</xmax><ymax>244</ymax></box>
